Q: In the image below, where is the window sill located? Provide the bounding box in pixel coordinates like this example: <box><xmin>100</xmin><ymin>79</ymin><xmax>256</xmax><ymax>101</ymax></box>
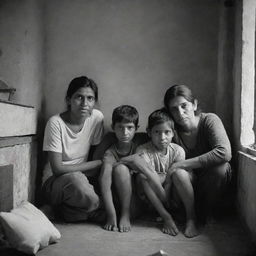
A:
<box><xmin>243</xmin><ymin>145</ymin><xmax>256</xmax><ymax>157</ymax></box>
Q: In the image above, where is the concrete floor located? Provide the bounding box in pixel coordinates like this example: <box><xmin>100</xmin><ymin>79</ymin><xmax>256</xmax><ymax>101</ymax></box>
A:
<box><xmin>2</xmin><ymin>216</ymin><xmax>255</xmax><ymax>256</ymax></box>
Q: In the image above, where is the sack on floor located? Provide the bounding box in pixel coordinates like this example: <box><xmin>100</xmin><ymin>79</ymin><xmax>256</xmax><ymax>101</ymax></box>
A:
<box><xmin>0</xmin><ymin>201</ymin><xmax>61</xmax><ymax>254</ymax></box>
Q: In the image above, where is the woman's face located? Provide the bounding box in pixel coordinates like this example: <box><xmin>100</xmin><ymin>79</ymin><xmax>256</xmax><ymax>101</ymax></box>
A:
<box><xmin>167</xmin><ymin>96</ymin><xmax>197</xmax><ymax>130</ymax></box>
<box><xmin>67</xmin><ymin>87</ymin><xmax>96</xmax><ymax>118</ymax></box>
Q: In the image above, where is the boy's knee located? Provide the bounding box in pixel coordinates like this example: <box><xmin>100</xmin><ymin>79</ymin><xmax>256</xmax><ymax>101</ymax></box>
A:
<box><xmin>113</xmin><ymin>164</ymin><xmax>130</xmax><ymax>177</ymax></box>
<box><xmin>172</xmin><ymin>168</ymin><xmax>190</xmax><ymax>184</ymax></box>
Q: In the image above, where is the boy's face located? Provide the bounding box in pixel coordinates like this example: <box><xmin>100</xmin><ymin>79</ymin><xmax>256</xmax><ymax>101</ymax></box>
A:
<box><xmin>148</xmin><ymin>121</ymin><xmax>173</xmax><ymax>151</ymax></box>
<box><xmin>113</xmin><ymin>121</ymin><xmax>136</xmax><ymax>143</ymax></box>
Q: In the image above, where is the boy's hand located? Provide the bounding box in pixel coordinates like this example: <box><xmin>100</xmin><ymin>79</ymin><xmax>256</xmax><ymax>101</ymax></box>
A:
<box><xmin>118</xmin><ymin>154</ymin><xmax>141</xmax><ymax>170</ymax></box>
<box><xmin>119</xmin><ymin>154</ymin><xmax>153</xmax><ymax>174</ymax></box>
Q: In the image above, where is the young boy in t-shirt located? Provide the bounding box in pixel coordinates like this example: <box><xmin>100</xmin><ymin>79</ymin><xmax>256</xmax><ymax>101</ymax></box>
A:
<box><xmin>120</xmin><ymin>109</ymin><xmax>198</xmax><ymax>237</ymax></box>
<box><xmin>99</xmin><ymin>105</ymin><xmax>139</xmax><ymax>232</ymax></box>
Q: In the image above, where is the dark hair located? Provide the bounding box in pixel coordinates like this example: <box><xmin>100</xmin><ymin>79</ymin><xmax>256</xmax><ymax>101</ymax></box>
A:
<box><xmin>112</xmin><ymin>105</ymin><xmax>139</xmax><ymax>128</ymax></box>
<box><xmin>164</xmin><ymin>84</ymin><xmax>200</xmax><ymax>115</ymax></box>
<box><xmin>66</xmin><ymin>76</ymin><xmax>98</xmax><ymax>102</ymax></box>
<box><xmin>147</xmin><ymin>108</ymin><xmax>174</xmax><ymax>131</ymax></box>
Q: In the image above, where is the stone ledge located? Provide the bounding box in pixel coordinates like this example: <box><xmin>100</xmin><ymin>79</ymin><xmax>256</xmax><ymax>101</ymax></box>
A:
<box><xmin>0</xmin><ymin>136</ymin><xmax>37</xmax><ymax>148</ymax></box>
<box><xmin>238</xmin><ymin>150</ymin><xmax>256</xmax><ymax>161</ymax></box>
<box><xmin>0</xmin><ymin>99</ymin><xmax>34</xmax><ymax>108</ymax></box>
<box><xmin>0</xmin><ymin>101</ymin><xmax>37</xmax><ymax>137</ymax></box>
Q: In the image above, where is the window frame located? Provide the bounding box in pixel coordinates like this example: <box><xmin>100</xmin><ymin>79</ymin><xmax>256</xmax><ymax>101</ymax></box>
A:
<box><xmin>240</xmin><ymin>0</ymin><xmax>256</xmax><ymax>151</ymax></box>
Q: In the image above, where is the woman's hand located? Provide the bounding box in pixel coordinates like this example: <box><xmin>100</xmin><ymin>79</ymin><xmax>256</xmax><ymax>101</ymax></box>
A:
<box><xmin>170</xmin><ymin>161</ymin><xmax>184</xmax><ymax>170</ymax></box>
<box><xmin>169</xmin><ymin>158</ymin><xmax>201</xmax><ymax>173</ymax></box>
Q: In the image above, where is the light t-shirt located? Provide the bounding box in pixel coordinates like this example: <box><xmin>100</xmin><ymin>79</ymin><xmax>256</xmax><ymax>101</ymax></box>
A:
<box><xmin>136</xmin><ymin>141</ymin><xmax>185</xmax><ymax>178</ymax></box>
<box><xmin>42</xmin><ymin>109</ymin><xmax>104</xmax><ymax>184</ymax></box>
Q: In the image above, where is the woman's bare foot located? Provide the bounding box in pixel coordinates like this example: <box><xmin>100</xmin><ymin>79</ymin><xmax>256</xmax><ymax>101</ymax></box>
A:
<box><xmin>184</xmin><ymin>219</ymin><xmax>199</xmax><ymax>238</ymax></box>
<box><xmin>119</xmin><ymin>214</ymin><xmax>131</xmax><ymax>233</ymax></box>
<box><xmin>103</xmin><ymin>216</ymin><xmax>118</xmax><ymax>231</ymax></box>
<box><xmin>162</xmin><ymin>218</ymin><xmax>179</xmax><ymax>236</ymax></box>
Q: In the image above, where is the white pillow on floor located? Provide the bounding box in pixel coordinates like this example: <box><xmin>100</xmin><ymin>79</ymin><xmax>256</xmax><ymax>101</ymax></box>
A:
<box><xmin>0</xmin><ymin>201</ymin><xmax>61</xmax><ymax>254</ymax></box>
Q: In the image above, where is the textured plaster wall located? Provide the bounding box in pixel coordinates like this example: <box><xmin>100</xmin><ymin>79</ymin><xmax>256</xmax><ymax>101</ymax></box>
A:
<box><xmin>0</xmin><ymin>142</ymin><xmax>37</xmax><ymax>207</ymax></box>
<box><xmin>216</xmin><ymin>2</ymin><xmax>235</xmax><ymax>139</ymax></box>
<box><xmin>44</xmin><ymin>0</ymin><xmax>219</xmax><ymax>131</ymax></box>
<box><xmin>0</xmin><ymin>0</ymin><xmax>44</xmax><ymax>113</ymax></box>
<box><xmin>0</xmin><ymin>102</ymin><xmax>37</xmax><ymax>137</ymax></box>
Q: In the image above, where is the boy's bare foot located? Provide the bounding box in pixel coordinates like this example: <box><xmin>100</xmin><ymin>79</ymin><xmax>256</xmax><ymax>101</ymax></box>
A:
<box><xmin>119</xmin><ymin>214</ymin><xmax>131</xmax><ymax>233</ymax></box>
<box><xmin>103</xmin><ymin>216</ymin><xmax>118</xmax><ymax>231</ymax></box>
<box><xmin>162</xmin><ymin>218</ymin><xmax>179</xmax><ymax>236</ymax></box>
<box><xmin>184</xmin><ymin>219</ymin><xmax>199</xmax><ymax>238</ymax></box>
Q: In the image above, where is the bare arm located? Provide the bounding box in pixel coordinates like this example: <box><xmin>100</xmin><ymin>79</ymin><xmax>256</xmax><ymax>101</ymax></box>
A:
<box><xmin>48</xmin><ymin>151</ymin><xmax>102</xmax><ymax>176</ymax></box>
<box><xmin>119</xmin><ymin>154</ymin><xmax>166</xmax><ymax>202</ymax></box>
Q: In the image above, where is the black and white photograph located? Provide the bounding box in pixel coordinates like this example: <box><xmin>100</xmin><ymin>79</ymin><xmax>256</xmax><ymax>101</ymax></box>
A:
<box><xmin>0</xmin><ymin>0</ymin><xmax>256</xmax><ymax>255</ymax></box>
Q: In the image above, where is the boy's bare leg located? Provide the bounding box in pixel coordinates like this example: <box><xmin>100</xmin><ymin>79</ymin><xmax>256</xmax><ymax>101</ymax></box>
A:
<box><xmin>100</xmin><ymin>163</ymin><xmax>118</xmax><ymax>231</ymax></box>
<box><xmin>140</xmin><ymin>176</ymin><xmax>179</xmax><ymax>236</ymax></box>
<box><xmin>172</xmin><ymin>169</ymin><xmax>199</xmax><ymax>238</ymax></box>
<box><xmin>113</xmin><ymin>164</ymin><xmax>132</xmax><ymax>232</ymax></box>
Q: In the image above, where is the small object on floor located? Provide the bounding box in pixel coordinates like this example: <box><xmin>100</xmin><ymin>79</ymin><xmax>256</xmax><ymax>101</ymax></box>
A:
<box><xmin>156</xmin><ymin>216</ymin><xmax>163</xmax><ymax>222</ymax></box>
<box><xmin>148</xmin><ymin>249</ymin><xmax>169</xmax><ymax>256</ymax></box>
